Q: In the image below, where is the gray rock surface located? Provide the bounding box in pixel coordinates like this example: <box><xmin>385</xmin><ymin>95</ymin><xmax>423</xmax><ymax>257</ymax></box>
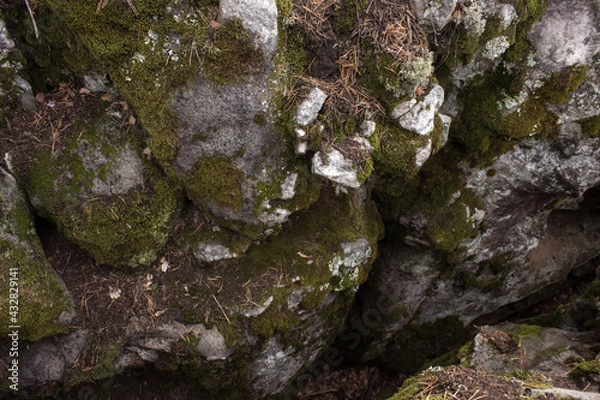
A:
<box><xmin>529</xmin><ymin>0</ymin><xmax>599</xmax><ymax>73</ymax></box>
<box><xmin>0</xmin><ymin>18</ymin><xmax>36</xmax><ymax>115</ymax></box>
<box><xmin>409</xmin><ymin>0</ymin><xmax>457</xmax><ymax>32</ymax></box>
<box><xmin>20</xmin><ymin>330</ymin><xmax>88</xmax><ymax>388</ymax></box>
<box><xmin>312</xmin><ymin>149</ymin><xmax>361</xmax><ymax>189</ymax></box>
<box><xmin>391</xmin><ymin>84</ymin><xmax>444</xmax><ymax>135</ymax></box>
<box><xmin>172</xmin><ymin>72</ymin><xmax>312</xmax><ymax>236</ymax></box>
<box><xmin>219</xmin><ymin>0</ymin><xmax>278</xmax><ymax>57</ymax></box>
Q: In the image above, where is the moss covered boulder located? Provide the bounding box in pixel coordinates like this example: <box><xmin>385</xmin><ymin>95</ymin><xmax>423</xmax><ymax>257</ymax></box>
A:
<box><xmin>39</xmin><ymin>186</ymin><xmax>382</xmax><ymax>398</ymax></box>
<box><xmin>24</xmin><ymin>101</ymin><xmax>182</xmax><ymax>269</ymax></box>
<box><xmin>348</xmin><ymin>0</ymin><xmax>600</xmax><ymax>371</ymax></box>
<box><xmin>38</xmin><ymin>0</ymin><xmax>320</xmax><ymax>240</ymax></box>
<box><xmin>0</xmin><ymin>167</ymin><xmax>73</xmax><ymax>341</ymax></box>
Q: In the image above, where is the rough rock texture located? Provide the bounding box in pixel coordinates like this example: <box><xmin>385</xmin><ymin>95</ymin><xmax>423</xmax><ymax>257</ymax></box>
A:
<box><xmin>349</xmin><ymin>0</ymin><xmax>600</xmax><ymax>372</ymax></box>
<box><xmin>4</xmin><ymin>0</ymin><xmax>600</xmax><ymax>398</ymax></box>
<box><xmin>408</xmin><ymin>0</ymin><xmax>457</xmax><ymax>32</ymax></box>
<box><xmin>19</xmin><ymin>330</ymin><xmax>88</xmax><ymax>390</ymax></box>
<box><xmin>387</xmin><ymin>323</ymin><xmax>600</xmax><ymax>400</ymax></box>
<box><xmin>0</xmin><ymin>167</ymin><xmax>74</xmax><ymax>341</ymax></box>
<box><xmin>312</xmin><ymin>149</ymin><xmax>362</xmax><ymax>189</ymax></box>
<box><xmin>529</xmin><ymin>0</ymin><xmax>599</xmax><ymax>73</ymax></box>
<box><xmin>391</xmin><ymin>84</ymin><xmax>445</xmax><ymax>135</ymax></box>
<box><xmin>218</xmin><ymin>0</ymin><xmax>278</xmax><ymax>56</ymax></box>
<box><xmin>0</xmin><ymin>18</ymin><xmax>36</xmax><ymax>118</ymax></box>
<box><xmin>25</xmin><ymin>102</ymin><xmax>182</xmax><ymax>268</ymax></box>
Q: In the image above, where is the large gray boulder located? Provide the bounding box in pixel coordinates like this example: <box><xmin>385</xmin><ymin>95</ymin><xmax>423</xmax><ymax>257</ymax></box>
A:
<box><xmin>356</xmin><ymin>0</ymin><xmax>600</xmax><ymax>369</ymax></box>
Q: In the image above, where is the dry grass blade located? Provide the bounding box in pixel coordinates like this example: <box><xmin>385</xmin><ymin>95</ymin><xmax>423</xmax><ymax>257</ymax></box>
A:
<box><xmin>292</xmin><ymin>0</ymin><xmax>340</xmax><ymax>40</ymax></box>
<box><xmin>358</xmin><ymin>0</ymin><xmax>428</xmax><ymax>65</ymax></box>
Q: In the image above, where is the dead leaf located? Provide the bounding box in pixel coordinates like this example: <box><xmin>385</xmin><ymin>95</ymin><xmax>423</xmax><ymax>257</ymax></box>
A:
<box><xmin>100</xmin><ymin>93</ymin><xmax>114</xmax><ymax>102</ymax></box>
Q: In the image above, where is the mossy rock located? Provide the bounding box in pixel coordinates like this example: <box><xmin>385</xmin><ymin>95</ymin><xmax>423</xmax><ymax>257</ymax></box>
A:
<box><xmin>0</xmin><ymin>168</ymin><xmax>73</xmax><ymax>341</ymax></box>
<box><xmin>452</xmin><ymin>64</ymin><xmax>588</xmax><ymax>157</ymax></box>
<box><xmin>373</xmin><ymin>115</ymin><xmax>446</xmax><ymax>180</ymax></box>
<box><xmin>40</xmin><ymin>0</ymin><xmax>321</xmax><ymax>238</ymax></box>
<box><xmin>24</xmin><ymin>103</ymin><xmax>182</xmax><ymax>269</ymax></box>
<box><xmin>223</xmin><ymin>186</ymin><xmax>381</xmax><ymax>340</ymax></box>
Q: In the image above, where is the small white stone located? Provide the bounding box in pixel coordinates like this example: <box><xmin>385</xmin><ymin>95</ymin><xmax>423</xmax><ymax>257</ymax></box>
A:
<box><xmin>296</xmin><ymin>141</ymin><xmax>308</xmax><ymax>155</ymax></box>
<box><xmin>280</xmin><ymin>172</ymin><xmax>298</xmax><ymax>200</ymax></box>
<box><xmin>295</xmin><ymin>127</ymin><xmax>307</xmax><ymax>138</ymax></box>
<box><xmin>312</xmin><ymin>149</ymin><xmax>361</xmax><ymax>189</ymax></box>
<box><xmin>391</xmin><ymin>84</ymin><xmax>445</xmax><ymax>135</ymax></box>
<box><xmin>295</xmin><ymin>87</ymin><xmax>328</xmax><ymax>126</ymax></box>
<box><xmin>108</xmin><ymin>286</ymin><xmax>122</xmax><ymax>300</ymax></box>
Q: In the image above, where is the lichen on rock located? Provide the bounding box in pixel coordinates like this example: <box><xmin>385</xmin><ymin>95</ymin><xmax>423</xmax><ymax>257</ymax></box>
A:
<box><xmin>0</xmin><ymin>167</ymin><xmax>74</xmax><ymax>341</ymax></box>
<box><xmin>24</xmin><ymin>101</ymin><xmax>182</xmax><ymax>269</ymax></box>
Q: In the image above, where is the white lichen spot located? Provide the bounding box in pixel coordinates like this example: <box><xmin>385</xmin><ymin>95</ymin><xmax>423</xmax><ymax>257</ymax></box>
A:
<box><xmin>461</xmin><ymin>2</ymin><xmax>486</xmax><ymax>35</ymax></box>
<box><xmin>482</xmin><ymin>36</ymin><xmax>510</xmax><ymax>60</ymax></box>
<box><xmin>145</xmin><ymin>30</ymin><xmax>159</xmax><ymax>48</ymax></box>
<box><xmin>280</xmin><ymin>172</ymin><xmax>298</xmax><ymax>200</ymax></box>
<box><xmin>132</xmin><ymin>52</ymin><xmax>146</xmax><ymax>63</ymax></box>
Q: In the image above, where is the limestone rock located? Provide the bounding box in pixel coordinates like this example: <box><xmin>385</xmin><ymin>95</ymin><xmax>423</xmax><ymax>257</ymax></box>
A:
<box><xmin>391</xmin><ymin>84</ymin><xmax>444</xmax><ymax>135</ymax></box>
<box><xmin>219</xmin><ymin>0</ymin><xmax>278</xmax><ymax>57</ymax></box>
<box><xmin>171</xmin><ymin>72</ymin><xmax>318</xmax><ymax>238</ymax></box>
<box><xmin>354</xmin><ymin>123</ymin><xmax>600</xmax><ymax>367</ymax></box>
<box><xmin>0</xmin><ymin>167</ymin><xmax>74</xmax><ymax>341</ymax></box>
<box><xmin>25</xmin><ymin>102</ymin><xmax>182</xmax><ymax>268</ymax></box>
<box><xmin>295</xmin><ymin>87</ymin><xmax>328</xmax><ymax>126</ymax></box>
<box><xmin>529</xmin><ymin>0</ymin><xmax>599</xmax><ymax>73</ymax></box>
<box><xmin>408</xmin><ymin>0</ymin><xmax>457</xmax><ymax>32</ymax></box>
<box><xmin>20</xmin><ymin>330</ymin><xmax>88</xmax><ymax>390</ymax></box>
<box><xmin>0</xmin><ymin>19</ymin><xmax>36</xmax><ymax>118</ymax></box>
<box><xmin>312</xmin><ymin>149</ymin><xmax>361</xmax><ymax>189</ymax></box>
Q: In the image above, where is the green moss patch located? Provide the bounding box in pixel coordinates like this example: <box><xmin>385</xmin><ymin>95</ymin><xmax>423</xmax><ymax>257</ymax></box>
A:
<box><xmin>580</xmin><ymin>115</ymin><xmax>600</xmax><ymax>137</ymax></box>
<box><xmin>184</xmin><ymin>156</ymin><xmax>245</xmax><ymax>212</ymax></box>
<box><xmin>452</xmin><ymin>64</ymin><xmax>587</xmax><ymax>160</ymax></box>
<box><xmin>0</xmin><ymin>172</ymin><xmax>72</xmax><ymax>341</ymax></box>
<box><xmin>504</xmin><ymin>0</ymin><xmax>548</xmax><ymax>62</ymax></box>
<box><xmin>569</xmin><ymin>360</ymin><xmax>600</xmax><ymax>379</ymax></box>
<box><xmin>201</xmin><ymin>19</ymin><xmax>266</xmax><ymax>85</ymax></box>
<box><xmin>223</xmin><ymin>187</ymin><xmax>380</xmax><ymax>342</ymax></box>
<box><xmin>25</xmin><ymin>103</ymin><xmax>182</xmax><ymax>269</ymax></box>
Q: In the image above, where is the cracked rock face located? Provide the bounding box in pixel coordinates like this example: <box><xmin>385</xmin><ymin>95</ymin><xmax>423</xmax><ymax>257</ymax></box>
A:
<box><xmin>0</xmin><ymin>168</ymin><xmax>74</xmax><ymax>342</ymax></box>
